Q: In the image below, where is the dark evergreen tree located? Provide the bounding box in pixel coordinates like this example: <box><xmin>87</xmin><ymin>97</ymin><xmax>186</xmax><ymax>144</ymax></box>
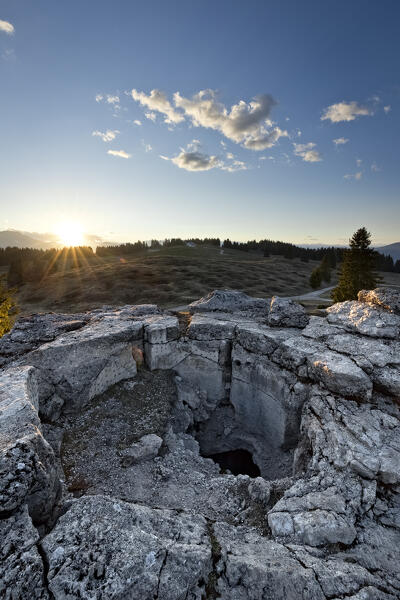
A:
<box><xmin>309</xmin><ymin>267</ymin><xmax>322</xmax><ymax>289</ymax></box>
<box><xmin>0</xmin><ymin>276</ymin><xmax>17</xmax><ymax>337</ymax></box>
<box><xmin>332</xmin><ymin>227</ymin><xmax>378</xmax><ymax>303</ymax></box>
<box><xmin>319</xmin><ymin>255</ymin><xmax>331</xmax><ymax>283</ymax></box>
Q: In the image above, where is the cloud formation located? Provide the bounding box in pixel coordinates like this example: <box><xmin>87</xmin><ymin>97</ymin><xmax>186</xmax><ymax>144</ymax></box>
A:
<box><xmin>0</xmin><ymin>20</ymin><xmax>14</xmax><ymax>35</ymax></box>
<box><xmin>174</xmin><ymin>89</ymin><xmax>286</xmax><ymax>150</ymax></box>
<box><xmin>344</xmin><ymin>171</ymin><xmax>362</xmax><ymax>180</ymax></box>
<box><xmin>107</xmin><ymin>149</ymin><xmax>131</xmax><ymax>159</ymax></box>
<box><xmin>293</xmin><ymin>142</ymin><xmax>322</xmax><ymax>162</ymax></box>
<box><xmin>133</xmin><ymin>119</ymin><xmax>142</xmax><ymax>126</ymax></box>
<box><xmin>130</xmin><ymin>88</ymin><xmax>287</xmax><ymax>150</ymax></box>
<box><xmin>92</xmin><ymin>129</ymin><xmax>119</xmax><ymax>142</ymax></box>
<box><xmin>162</xmin><ymin>141</ymin><xmax>247</xmax><ymax>173</ymax></box>
<box><xmin>106</xmin><ymin>95</ymin><xmax>120</xmax><ymax>105</ymax></box>
<box><xmin>384</xmin><ymin>105</ymin><xmax>391</xmax><ymax>114</ymax></box>
<box><xmin>333</xmin><ymin>137</ymin><xmax>349</xmax><ymax>145</ymax></box>
<box><xmin>321</xmin><ymin>101</ymin><xmax>372</xmax><ymax>123</ymax></box>
<box><xmin>131</xmin><ymin>89</ymin><xmax>184</xmax><ymax>124</ymax></box>
<box><xmin>170</xmin><ymin>150</ymin><xmax>221</xmax><ymax>171</ymax></box>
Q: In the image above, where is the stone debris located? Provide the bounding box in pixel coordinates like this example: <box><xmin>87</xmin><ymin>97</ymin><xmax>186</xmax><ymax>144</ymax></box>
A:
<box><xmin>0</xmin><ymin>289</ymin><xmax>399</xmax><ymax>599</ymax></box>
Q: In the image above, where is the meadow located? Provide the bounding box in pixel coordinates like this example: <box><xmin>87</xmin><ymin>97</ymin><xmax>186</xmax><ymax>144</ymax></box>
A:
<box><xmin>12</xmin><ymin>244</ymin><xmax>329</xmax><ymax>314</ymax></box>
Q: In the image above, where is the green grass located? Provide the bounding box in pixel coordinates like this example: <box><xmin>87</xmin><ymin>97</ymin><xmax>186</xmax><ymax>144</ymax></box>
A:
<box><xmin>15</xmin><ymin>243</ymin><xmax>398</xmax><ymax>315</ymax></box>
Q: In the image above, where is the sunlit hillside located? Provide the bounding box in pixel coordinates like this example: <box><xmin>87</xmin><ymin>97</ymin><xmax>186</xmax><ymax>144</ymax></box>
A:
<box><xmin>14</xmin><ymin>244</ymin><xmax>335</xmax><ymax>314</ymax></box>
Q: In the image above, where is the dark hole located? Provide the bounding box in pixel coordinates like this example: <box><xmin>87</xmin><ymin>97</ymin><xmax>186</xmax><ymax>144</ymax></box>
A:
<box><xmin>205</xmin><ymin>449</ymin><xmax>261</xmax><ymax>478</ymax></box>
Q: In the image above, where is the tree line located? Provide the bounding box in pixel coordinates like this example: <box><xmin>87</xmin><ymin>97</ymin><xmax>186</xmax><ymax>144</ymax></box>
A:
<box><xmin>0</xmin><ymin>235</ymin><xmax>399</xmax><ymax>291</ymax></box>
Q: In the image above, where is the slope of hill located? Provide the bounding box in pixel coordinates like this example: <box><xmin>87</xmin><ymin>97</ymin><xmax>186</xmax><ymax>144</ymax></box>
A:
<box><xmin>376</xmin><ymin>242</ymin><xmax>400</xmax><ymax>262</ymax></box>
<box><xmin>14</xmin><ymin>245</ymin><xmax>336</xmax><ymax>315</ymax></box>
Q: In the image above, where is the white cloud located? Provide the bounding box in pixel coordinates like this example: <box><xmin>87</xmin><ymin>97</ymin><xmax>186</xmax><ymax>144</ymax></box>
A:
<box><xmin>131</xmin><ymin>89</ymin><xmax>184</xmax><ymax>124</ymax></box>
<box><xmin>106</xmin><ymin>95</ymin><xmax>120</xmax><ymax>105</ymax></box>
<box><xmin>144</xmin><ymin>143</ymin><xmax>152</xmax><ymax>152</ymax></box>
<box><xmin>133</xmin><ymin>119</ymin><xmax>142</xmax><ymax>126</ymax></box>
<box><xmin>222</xmin><ymin>159</ymin><xmax>248</xmax><ymax>172</ymax></box>
<box><xmin>107</xmin><ymin>149</ymin><xmax>131</xmax><ymax>159</ymax></box>
<box><xmin>356</xmin><ymin>158</ymin><xmax>362</xmax><ymax>167</ymax></box>
<box><xmin>95</xmin><ymin>94</ymin><xmax>103</xmax><ymax>103</ymax></box>
<box><xmin>321</xmin><ymin>101</ymin><xmax>372</xmax><ymax>123</ymax></box>
<box><xmin>145</xmin><ymin>112</ymin><xmax>156</xmax><ymax>122</ymax></box>
<box><xmin>333</xmin><ymin>137</ymin><xmax>349</xmax><ymax>145</ymax></box>
<box><xmin>163</xmin><ymin>140</ymin><xmax>247</xmax><ymax>173</ymax></box>
<box><xmin>384</xmin><ymin>105</ymin><xmax>391</xmax><ymax>114</ymax></box>
<box><xmin>344</xmin><ymin>171</ymin><xmax>362</xmax><ymax>180</ymax></box>
<box><xmin>171</xmin><ymin>150</ymin><xmax>221</xmax><ymax>171</ymax></box>
<box><xmin>0</xmin><ymin>20</ymin><xmax>14</xmax><ymax>35</ymax></box>
<box><xmin>174</xmin><ymin>89</ymin><xmax>287</xmax><ymax>150</ymax></box>
<box><xmin>92</xmin><ymin>129</ymin><xmax>119</xmax><ymax>142</ymax></box>
<box><xmin>371</xmin><ymin>162</ymin><xmax>381</xmax><ymax>172</ymax></box>
<box><xmin>293</xmin><ymin>142</ymin><xmax>322</xmax><ymax>163</ymax></box>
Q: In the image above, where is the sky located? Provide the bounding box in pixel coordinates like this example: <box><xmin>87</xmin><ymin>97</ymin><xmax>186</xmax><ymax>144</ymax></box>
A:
<box><xmin>1</xmin><ymin>0</ymin><xmax>399</xmax><ymax>246</ymax></box>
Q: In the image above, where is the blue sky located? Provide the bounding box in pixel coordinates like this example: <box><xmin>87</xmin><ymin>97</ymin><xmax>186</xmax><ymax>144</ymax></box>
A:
<box><xmin>1</xmin><ymin>0</ymin><xmax>399</xmax><ymax>245</ymax></box>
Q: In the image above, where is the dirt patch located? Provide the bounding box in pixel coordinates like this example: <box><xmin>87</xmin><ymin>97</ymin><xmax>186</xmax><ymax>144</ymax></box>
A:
<box><xmin>60</xmin><ymin>370</ymin><xmax>177</xmax><ymax>496</ymax></box>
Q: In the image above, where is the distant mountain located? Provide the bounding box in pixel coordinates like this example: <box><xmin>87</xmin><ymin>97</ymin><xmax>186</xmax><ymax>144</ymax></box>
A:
<box><xmin>376</xmin><ymin>242</ymin><xmax>400</xmax><ymax>262</ymax></box>
<box><xmin>0</xmin><ymin>230</ymin><xmax>58</xmax><ymax>249</ymax></box>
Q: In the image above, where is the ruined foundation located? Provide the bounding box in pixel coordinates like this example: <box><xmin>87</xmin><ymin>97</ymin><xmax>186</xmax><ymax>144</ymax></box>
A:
<box><xmin>1</xmin><ymin>289</ymin><xmax>400</xmax><ymax>599</ymax></box>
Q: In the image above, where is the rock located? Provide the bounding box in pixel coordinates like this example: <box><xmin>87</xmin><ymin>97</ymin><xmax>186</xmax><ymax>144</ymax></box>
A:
<box><xmin>120</xmin><ymin>434</ymin><xmax>163</xmax><ymax>466</ymax></box>
<box><xmin>327</xmin><ymin>300</ymin><xmax>400</xmax><ymax>338</ymax></box>
<box><xmin>42</xmin><ymin>495</ymin><xmax>212</xmax><ymax>600</ymax></box>
<box><xmin>0</xmin><ymin>366</ymin><xmax>59</xmax><ymax>522</ymax></box>
<box><xmin>268</xmin><ymin>296</ymin><xmax>309</xmax><ymax>328</ymax></box>
<box><xmin>189</xmin><ymin>289</ymin><xmax>268</xmax><ymax>313</ymax></box>
<box><xmin>248</xmin><ymin>476</ymin><xmax>271</xmax><ymax>505</ymax></box>
<box><xmin>307</xmin><ymin>350</ymin><xmax>372</xmax><ymax>400</ymax></box>
<box><xmin>0</xmin><ymin>505</ymin><xmax>49</xmax><ymax>599</ymax></box>
<box><xmin>358</xmin><ymin>287</ymin><xmax>400</xmax><ymax>314</ymax></box>
<box><xmin>1</xmin><ymin>292</ymin><xmax>400</xmax><ymax>598</ymax></box>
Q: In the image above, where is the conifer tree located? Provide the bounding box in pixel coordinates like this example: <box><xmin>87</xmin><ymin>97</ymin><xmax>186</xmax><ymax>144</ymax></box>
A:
<box><xmin>319</xmin><ymin>255</ymin><xmax>331</xmax><ymax>283</ymax></box>
<box><xmin>0</xmin><ymin>276</ymin><xmax>18</xmax><ymax>337</ymax></box>
<box><xmin>332</xmin><ymin>227</ymin><xmax>378</xmax><ymax>303</ymax></box>
<box><xmin>309</xmin><ymin>266</ymin><xmax>322</xmax><ymax>289</ymax></box>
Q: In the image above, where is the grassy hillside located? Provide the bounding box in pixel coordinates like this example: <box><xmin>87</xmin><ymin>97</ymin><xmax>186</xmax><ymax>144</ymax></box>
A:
<box><xmin>15</xmin><ymin>244</ymin><xmax>332</xmax><ymax>315</ymax></box>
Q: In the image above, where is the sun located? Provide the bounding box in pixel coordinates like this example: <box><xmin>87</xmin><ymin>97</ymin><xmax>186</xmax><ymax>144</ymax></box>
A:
<box><xmin>55</xmin><ymin>222</ymin><xmax>85</xmax><ymax>247</ymax></box>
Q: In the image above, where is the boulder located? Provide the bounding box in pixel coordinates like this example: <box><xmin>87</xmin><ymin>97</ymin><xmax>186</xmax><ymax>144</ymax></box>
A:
<box><xmin>327</xmin><ymin>300</ymin><xmax>400</xmax><ymax>338</ymax></box>
<box><xmin>268</xmin><ymin>296</ymin><xmax>309</xmax><ymax>328</ymax></box>
<box><xmin>358</xmin><ymin>287</ymin><xmax>400</xmax><ymax>314</ymax></box>
<box><xmin>119</xmin><ymin>434</ymin><xmax>163</xmax><ymax>466</ymax></box>
<box><xmin>189</xmin><ymin>289</ymin><xmax>268</xmax><ymax>313</ymax></box>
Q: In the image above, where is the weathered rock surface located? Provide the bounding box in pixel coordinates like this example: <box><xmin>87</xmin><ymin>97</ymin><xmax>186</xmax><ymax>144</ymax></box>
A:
<box><xmin>0</xmin><ymin>366</ymin><xmax>59</xmax><ymax>522</ymax></box>
<box><xmin>0</xmin><ymin>504</ymin><xmax>49</xmax><ymax>599</ymax></box>
<box><xmin>189</xmin><ymin>289</ymin><xmax>268</xmax><ymax>313</ymax></box>
<box><xmin>1</xmin><ymin>289</ymin><xmax>400</xmax><ymax>599</ymax></box>
<box><xmin>42</xmin><ymin>495</ymin><xmax>212</xmax><ymax>600</ymax></box>
<box><xmin>268</xmin><ymin>295</ymin><xmax>309</xmax><ymax>328</ymax></box>
<box><xmin>359</xmin><ymin>286</ymin><xmax>400</xmax><ymax>314</ymax></box>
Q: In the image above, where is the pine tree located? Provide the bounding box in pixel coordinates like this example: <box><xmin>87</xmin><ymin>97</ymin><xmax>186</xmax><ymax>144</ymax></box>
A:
<box><xmin>0</xmin><ymin>276</ymin><xmax>18</xmax><ymax>337</ymax></box>
<box><xmin>332</xmin><ymin>227</ymin><xmax>378</xmax><ymax>303</ymax></box>
<box><xmin>318</xmin><ymin>255</ymin><xmax>331</xmax><ymax>283</ymax></box>
<box><xmin>309</xmin><ymin>267</ymin><xmax>322</xmax><ymax>289</ymax></box>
